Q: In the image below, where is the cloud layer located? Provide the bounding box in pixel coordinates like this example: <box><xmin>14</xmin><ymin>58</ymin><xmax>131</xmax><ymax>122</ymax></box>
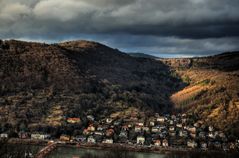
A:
<box><xmin>0</xmin><ymin>0</ymin><xmax>239</xmax><ymax>56</ymax></box>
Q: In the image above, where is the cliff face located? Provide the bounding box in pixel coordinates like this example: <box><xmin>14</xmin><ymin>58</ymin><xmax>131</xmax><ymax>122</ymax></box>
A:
<box><xmin>0</xmin><ymin>40</ymin><xmax>182</xmax><ymax>128</ymax></box>
<box><xmin>161</xmin><ymin>52</ymin><xmax>239</xmax><ymax>136</ymax></box>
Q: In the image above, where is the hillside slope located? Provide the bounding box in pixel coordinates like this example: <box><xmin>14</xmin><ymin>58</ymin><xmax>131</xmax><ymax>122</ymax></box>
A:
<box><xmin>0</xmin><ymin>40</ymin><xmax>182</xmax><ymax>129</ymax></box>
<box><xmin>161</xmin><ymin>52</ymin><xmax>239</xmax><ymax>137</ymax></box>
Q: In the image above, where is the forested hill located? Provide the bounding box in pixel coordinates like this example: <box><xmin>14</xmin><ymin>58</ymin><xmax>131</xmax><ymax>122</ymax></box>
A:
<box><xmin>161</xmin><ymin>52</ymin><xmax>239</xmax><ymax>137</ymax></box>
<box><xmin>0</xmin><ymin>39</ymin><xmax>182</xmax><ymax>128</ymax></box>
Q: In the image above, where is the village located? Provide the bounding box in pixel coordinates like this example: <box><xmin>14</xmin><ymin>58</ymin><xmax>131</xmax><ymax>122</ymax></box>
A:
<box><xmin>1</xmin><ymin>112</ymin><xmax>239</xmax><ymax>153</ymax></box>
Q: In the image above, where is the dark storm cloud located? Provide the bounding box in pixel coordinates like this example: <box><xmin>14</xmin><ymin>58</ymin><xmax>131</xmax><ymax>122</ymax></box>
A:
<box><xmin>0</xmin><ymin>0</ymin><xmax>239</xmax><ymax>56</ymax></box>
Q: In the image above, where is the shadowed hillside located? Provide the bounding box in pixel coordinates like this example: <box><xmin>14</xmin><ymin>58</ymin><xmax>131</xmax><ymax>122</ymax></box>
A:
<box><xmin>0</xmin><ymin>40</ymin><xmax>183</xmax><ymax>129</ymax></box>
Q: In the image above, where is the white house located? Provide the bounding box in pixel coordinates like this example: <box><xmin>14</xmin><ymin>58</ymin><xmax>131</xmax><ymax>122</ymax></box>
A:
<box><xmin>137</xmin><ymin>136</ymin><xmax>145</xmax><ymax>145</ymax></box>
<box><xmin>151</xmin><ymin>127</ymin><xmax>159</xmax><ymax>133</ymax></box>
<box><xmin>97</xmin><ymin>126</ymin><xmax>104</xmax><ymax>131</ymax></box>
<box><xmin>209</xmin><ymin>126</ymin><xmax>214</xmax><ymax>132</ymax></box>
<box><xmin>87</xmin><ymin>136</ymin><xmax>96</xmax><ymax>143</ymax></box>
<box><xmin>162</xmin><ymin>139</ymin><xmax>169</xmax><ymax>147</ymax></box>
<box><xmin>176</xmin><ymin>123</ymin><xmax>183</xmax><ymax>128</ymax></box>
<box><xmin>0</xmin><ymin>133</ymin><xmax>8</xmax><ymax>138</ymax></box>
<box><xmin>169</xmin><ymin>126</ymin><xmax>175</xmax><ymax>131</ymax></box>
<box><xmin>157</xmin><ymin>117</ymin><xmax>165</xmax><ymax>123</ymax></box>
<box><xmin>103</xmin><ymin>139</ymin><xmax>113</xmax><ymax>144</ymax></box>
<box><xmin>135</xmin><ymin>126</ymin><xmax>141</xmax><ymax>132</ymax></box>
<box><xmin>149</xmin><ymin>121</ymin><xmax>155</xmax><ymax>127</ymax></box>
<box><xmin>31</xmin><ymin>133</ymin><xmax>50</xmax><ymax>140</ymax></box>
<box><xmin>137</xmin><ymin>122</ymin><xmax>144</xmax><ymax>127</ymax></box>
<box><xmin>169</xmin><ymin>120</ymin><xmax>174</xmax><ymax>125</ymax></box>
<box><xmin>94</xmin><ymin>131</ymin><xmax>104</xmax><ymax>136</ymax></box>
<box><xmin>208</xmin><ymin>132</ymin><xmax>216</xmax><ymax>139</ymax></box>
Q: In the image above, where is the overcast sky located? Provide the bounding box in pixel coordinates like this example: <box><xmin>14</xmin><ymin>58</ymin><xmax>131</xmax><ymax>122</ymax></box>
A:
<box><xmin>0</xmin><ymin>0</ymin><xmax>239</xmax><ymax>57</ymax></box>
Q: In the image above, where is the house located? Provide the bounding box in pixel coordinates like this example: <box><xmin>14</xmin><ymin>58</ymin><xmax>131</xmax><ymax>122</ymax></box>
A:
<box><xmin>218</xmin><ymin>131</ymin><xmax>226</xmax><ymax>139</ymax></box>
<box><xmin>87</xmin><ymin>124</ymin><xmax>96</xmax><ymax>132</ymax></box>
<box><xmin>208</xmin><ymin>126</ymin><xmax>214</xmax><ymax>132</ymax></box>
<box><xmin>135</xmin><ymin>126</ymin><xmax>141</xmax><ymax>132</ymax></box>
<box><xmin>0</xmin><ymin>133</ymin><xmax>8</xmax><ymax>138</ymax></box>
<box><xmin>136</xmin><ymin>122</ymin><xmax>144</xmax><ymax>127</ymax></box>
<box><xmin>182</xmin><ymin>118</ymin><xmax>187</xmax><ymax>123</ymax></box>
<box><xmin>176</xmin><ymin>123</ymin><xmax>183</xmax><ymax>128</ymax></box>
<box><xmin>187</xmin><ymin>140</ymin><xmax>198</xmax><ymax>148</ymax></box>
<box><xmin>60</xmin><ymin>135</ymin><xmax>70</xmax><ymax>141</ymax></box>
<box><xmin>87</xmin><ymin>136</ymin><xmax>96</xmax><ymax>143</ymax></box>
<box><xmin>102</xmin><ymin>139</ymin><xmax>113</xmax><ymax>144</ymax></box>
<box><xmin>236</xmin><ymin>140</ymin><xmax>239</xmax><ymax>148</ymax></box>
<box><xmin>154</xmin><ymin>140</ymin><xmax>161</xmax><ymax>146</ymax></box>
<box><xmin>179</xmin><ymin>130</ymin><xmax>188</xmax><ymax>137</ymax></box>
<box><xmin>94</xmin><ymin>131</ymin><xmax>104</xmax><ymax>136</ymax></box>
<box><xmin>83</xmin><ymin>129</ymin><xmax>90</xmax><ymax>135</ymax></box>
<box><xmin>151</xmin><ymin>127</ymin><xmax>159</xmax><ymax>133</ymax></box>
<box><xmin>127</xmin><ymin>123</ymin><xmax>133</xmax><ymax>128</ymax></box>
<box><xmin>157</xmin><ymin>117</ymin><xmax>165</xmax><ymax>123</ymax></box>
<box><xmin>190</xmin><ymin>133</ymin><xmax>196</xmax><ymax>138</ymax></box>
<box><xmin>97</xmin><ymin>125</ymin><xmax>104</xmax><ymax>131</ymax></box>
<box><xmin>169</xmin><ymin>131</ymin><xmax>176</xmax><ymax>137</ymax></box>
<box><xmin>187</xmin><ymin>126</ymin><xmax>196</xmax><ymax>134</ymax></box>
<box><xmin>229</xmin><ymin>142</ymin><xmax>236</xmax><ymax>150</ymax></box>
<box><xmin>143</xmin><ymin>126</ymin><xmax>150</xmax><ymax>132</ymax></box>
<box><xmin>182</xmin><ymin>113</ymin><xmax>187</xmax><ymax>117</ymax></box>
<box><xmin>162</xmin><ymin>139</ymin><xmax>169</xmax><ymax>147</ymax></box>
<box><xmin>137</xmin><ymin>136</ymin><xmax>145</xmax><ymax>145</ymax></box>
<box><xmin>149</xmin><ymin>121</ymin><xmax>155</xmax><ymax>127</ymax></box>
<box><xmin>171</xmin><ymin>115</ymin><xmax>176</xmax><ymax>120</ymax></box>
<box><xmin>31</xmin><ymin>133</ymin><xmax>50</xmax><ymax>140</ymax></box>
<box><xmin>169</xmin><ymin>126</ymin><xmax>175</xmax><ymax>132</ymax></box>
<box><xmin>67</xmin><ymin>118</ymin><xmax>81</xmax><ymax>124</ymax></box>
<box><xmin>208</xmin><ymin>132</ymin><xmax>216</xmax><ymax>139</ymax></box>
<box><xmin>193</xmin><ymin>122</ymin><xmax>200</xmax><ymax>128</ymax></box>
<box><xmin>169</xmin><ymin>120</ymin><xmax>174</xmax><ymax>125</ymax></box>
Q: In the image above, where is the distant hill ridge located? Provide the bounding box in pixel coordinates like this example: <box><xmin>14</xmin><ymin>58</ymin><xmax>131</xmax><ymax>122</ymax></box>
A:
<box><xmin>128</xmin><ymin>52</ymin><xmax>158</xmax><ymax>59</ymax></box>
